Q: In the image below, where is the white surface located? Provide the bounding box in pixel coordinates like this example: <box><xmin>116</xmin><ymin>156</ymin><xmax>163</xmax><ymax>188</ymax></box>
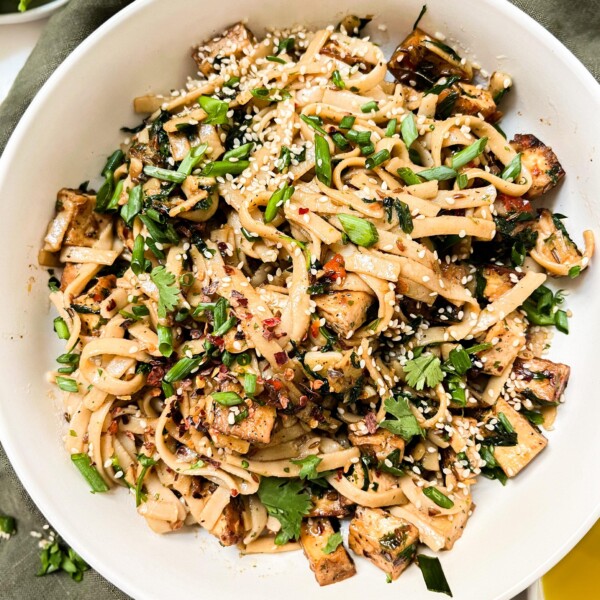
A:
<box><xmin>0</xmin><ymin>0</ymin><xmax>67</xmax><ymax>25</ymax></box>
<box><xmin>0</xmin><ymin>17</ymin><xmax>46</xmax><ymax>103</ymax></box>
<box><xmin>0</xmin><ymin>1</ymin><xmax>598</xmax><ymax>599</ymax></box>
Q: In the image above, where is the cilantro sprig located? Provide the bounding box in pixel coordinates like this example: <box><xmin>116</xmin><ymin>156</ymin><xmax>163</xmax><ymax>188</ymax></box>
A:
<box><xmin>379</xmin><ymin>396</ymin><xmax>423</xmax><ymax>440</ymax></box>
<box><xmin>291</xmin><ymin>455</ymin><xmax>322</xmax><ymax>480</ymax></box>
<box><xmin>150</xmin><ymin>266</ymin><xmax>179</xmax><ymax>318</ymax></box>
<box><xmin>404</xmin><ymin>354</ymin><xmax>444</xmax><ymax>390</ymax></box>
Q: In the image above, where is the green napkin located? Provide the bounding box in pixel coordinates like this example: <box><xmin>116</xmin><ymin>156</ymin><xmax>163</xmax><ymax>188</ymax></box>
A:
<box><xmin>0</xmin><ymin>1</ymin><xmax>598</xmax><ymax>598</ymax></box>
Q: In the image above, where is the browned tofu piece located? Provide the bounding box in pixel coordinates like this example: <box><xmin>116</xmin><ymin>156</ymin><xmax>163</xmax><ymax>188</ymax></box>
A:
<box><xmin>300</xmin><ymin>519</ymin><xmax>356</xmax><ymax>586</ymax></box>
<box><xmin>307</xmin><ymin>491</ymin><xmax>353</xmax><ymax>518</ymax></box>
<box><xmin>530</xmin><ymin>208</ymin><xmax>582</xmax><ymax>273</ymax></box>
<box><xmin>60</xmin><ymin>262</ymin><xmax>81</xmax><ymax>292</ymax></box>
<box><xmin>481</xmin><ymin>265</ymin><xmax>523</xmax><ymax>301</ymax></box>
<box><xmin>512</xmin><ymin>357</ymin><xmax>570</xmax><ymax>406</ymax></box>
<box><xmin>477</xmin><ymin>311</ymin><xmax>527</xmax><ymax>376</ymax></box>
<box><xmin>210</xmin><ymin>498</ymin><xmax>245</xmax><ymax>546</ymax></box>
<box><xmin>510</xmin><ymin>134</ymin><xmax>565</xmax><ymax>199</ymax></box>
<box><xmin>72</xmin><ymin>275</ymin><xmax>117</xmax><ymax>314</ymax></box>
<box><xmin>192</xmin><ymin>23</ymin><xmax>256</xmax><ymax>77</ymax></box>
<box><xmin>348</xmin><ymin>507</ymin><xmax>418</xmax><ymax>580</ymax></box>
<box><xmin>314</xmin><ymin>291</ymin><xmax>372</xmax><ymax>338</ymax></box>
<box><xmin>493</xmin><ymin>398</ymin><xmax>547</xmax><ymax>477</ymax></box>
<box><xmin>387</xmin><ymin>28</ymin><xmax>472</xmax><ymax>88</ymax></box>
<box><xmin>43</xmin><ymin>188</ymin><xmax>110</xmax><ymax>252</ymax></box>
<box><xmin>348</xmin><ymin>429</ymin><xmax>405</xmax><ymax>463</ymax></box>
<box><xmin>210</xmin><ymin>401</ymin><xmax>276</xmax><ymax>444</ymax></box>
<box><xmin>438</xmin><ymin>83</ymin><xmax>496</xmax><ymax>119</ymax></box>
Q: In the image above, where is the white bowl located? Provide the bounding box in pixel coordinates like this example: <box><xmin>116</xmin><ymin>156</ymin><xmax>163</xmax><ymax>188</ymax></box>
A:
<box><xmin>0</xmin><ymin>1</ymin><xmax>598</xmax><ymax>599</ymax></box>
<box><xmin>0</xmin><ymin>0</ymin><xmax>68</xmax><ymax>24</ymax></box>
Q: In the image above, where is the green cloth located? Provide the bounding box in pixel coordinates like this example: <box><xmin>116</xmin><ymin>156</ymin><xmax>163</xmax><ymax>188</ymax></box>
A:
<box><xmin>0</xmin><ymin>1</ymin><xmax>598</xmax><ymax>598</ymax></box>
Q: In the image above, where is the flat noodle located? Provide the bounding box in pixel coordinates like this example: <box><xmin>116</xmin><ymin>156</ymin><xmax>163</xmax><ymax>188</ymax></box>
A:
<box><xmin>40</xmin><ymin>16</ymin><xmax>593</xmax><ymax>583</ymax></box>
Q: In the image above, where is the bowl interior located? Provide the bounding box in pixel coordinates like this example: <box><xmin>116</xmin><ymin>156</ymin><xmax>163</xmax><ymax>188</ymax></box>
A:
<box><xmin>0</xmin><ymin>1</ymin><xmax>598</xmax><ymax>599</ymax></box>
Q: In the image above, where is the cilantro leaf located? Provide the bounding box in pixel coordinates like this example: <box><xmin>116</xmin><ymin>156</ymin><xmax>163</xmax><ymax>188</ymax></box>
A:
<box><xmin>380</xmin><ymin>396</ymin><xmax>423</xmax><ymax>440</ymax></box>
<box><xmin>322</xmin><ymin>531</ymin><xmax>343</xmax><ymax>554</ymax></box>
<box><xmin>404</xmin><ymin>354</ymin><xmax>444</xmax><ymax>390</ymax></box>
<box><xmin>291</xmin><ymin>455</ymin><xmax>322</xmax><ymax>480</ymax></box>
<box><xmin>150</xmin><ymin>266</ymin><xmax>179</xmax><ymax>318</ymax></box>
<box><xmin>257</xmin><ymin>477</ymin><xmax>313</xmax><ymax>545</ymax></box>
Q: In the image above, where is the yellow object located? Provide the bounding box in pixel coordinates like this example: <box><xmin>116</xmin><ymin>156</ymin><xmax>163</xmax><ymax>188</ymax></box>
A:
<box><xmin>542</xmin><ymin>519</ymin><xmax>600</xmax><ymax>599</ymax></box>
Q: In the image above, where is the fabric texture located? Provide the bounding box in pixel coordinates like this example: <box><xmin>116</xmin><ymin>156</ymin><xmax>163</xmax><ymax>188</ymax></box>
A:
<box><xmin>0</xmin><ymin>0</ymin><xmax>598</xmax><ymax>598</ymax></box>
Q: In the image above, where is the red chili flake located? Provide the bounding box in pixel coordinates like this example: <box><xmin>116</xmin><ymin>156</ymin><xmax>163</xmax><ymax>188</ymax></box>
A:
<box><xmin>230</xmin><ymin>489</ymin><xmax>240</xmax><ymax>498</ymax></box>
<box><xmin>203</xmin><ymin>282</ymin><xmax>218</xmax><ymax>295</ymax></box>
<box><xmin>298</xmin><ymin>207</ymin><xmax>309</xmax><ymax>215</ymax></box>
<box><xmin>323</xmin><ymin>253</ymin><xmax>346</xmax><ymax>281</ymax></box>
<box><xmin>231</xmin><ymin>289</ymin><xmax>248</xmax><ymax>307</ymax></box>
<box><xmin>365</xmin><ymin>412</ymin><xmax>378</xmax><ymax>434</ymax></box>
<box><xmin>207</xmin><ymin>334</ymin><xmax>225</xmax><ymax>349</ymax></box>
<box><xmin>274</xmin><ymin>351</ymin><xmax>288</xmax><ymax>366</ymax></box>
<box><xmin>263</xmin><ymin>317</ymin><xmax>281</xmax><ymax>329</ymax></box>
<box><xmin>263</xmin><ymin>329</ymin><xmax>275</xmax><ymax>341</ymax></box>
<box><xmin>146</xmin><ymin>365</ymin><xmax>166</xmax><ymax>387</ymax></box>
<box><xmin>310</xmin><ymin>320</ymin><xmax>321</xmax><ymax>338</ymax></box>
<box><xmin>223</xmin><ymin>264</ymin><xmax>235</xmax><ymax>275</ymax></box>
<box><xmin>499</xmin><ymin>193</ymin><xmax>533</xmax><ymax>214</ymax></box>
<box><xmin>105</xmin><ymin>298</ymin><xmax>116</xmax><ymax>312</ymax></box>
<box><xmin>107</xmin><ymin>420</ymin><xmax>118</xmax><ymax>435</ymax></box>
<box><xmin>218</xmin><ymin>242</ymin><xmax>229</xmax><ymax>256</ymax></box>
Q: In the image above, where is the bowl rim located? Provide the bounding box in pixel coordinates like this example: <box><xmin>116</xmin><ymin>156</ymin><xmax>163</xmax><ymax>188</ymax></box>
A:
<box><xmin>0</xmin><ymin>0</ymin><xmax>69</xmax><ymax>25</ymax></box>
<box><xmin>0</xmin><ymin>1</ymin><xmax>598</xmax><ymax>598</ymax></box>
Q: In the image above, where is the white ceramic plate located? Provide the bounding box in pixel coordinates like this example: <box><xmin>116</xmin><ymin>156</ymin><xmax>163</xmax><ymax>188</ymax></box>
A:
<box><xmin>0</xmin><ymin>1</ymin><xmax>598</xmax><ymax>598</ymax></box>
<box><xmin>0</xmin><ymin>0</ymin><xmax>68</xmax><ymax>25</ymax></box>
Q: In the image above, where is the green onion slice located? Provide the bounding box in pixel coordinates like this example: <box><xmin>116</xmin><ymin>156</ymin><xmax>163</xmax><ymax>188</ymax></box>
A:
<box><xmin>338</xmin><ymin>214</ymin><xmax>379</xmax><ymax>248</ymax></box>
<box><xmin>71</xmin><ymin>453</ymin><xmax>110</xmax><ymax>493</ymax></box>
<box><xmin>212</xmin><ymin>391</ymin><xmax>245</xmax><ymax>406</ymax></box>
<box><xmin>401</xmin><ymin>113</ymin><xmax>419</xmax><ymax>149</ymax></box>
<box><xmin>417</xmin><ymin>555</ymin><xmax>453</xmax><ymax>597</ymax></box>
<box><xmin>314</xmin><ymin>134</ymin><xmax>332</xmax><ymax>187</ymax></box>
<box><xmin>365</xmin><ymin>149</ymin><xmax>390</xmax><ymax>170</ymax></box>
<box><xmin>143</xmin><ymin>165</ymin><xmax>187</xmax><ymax>184</ymax></box>
<box><xmin>450</xmin><ymin>136</ymin><xmax>488</xmax><ymax>170</ymax></box>
<box><xmin>422</xmin><ymin>486</ymin><xmax>455</xmax><ymax>509</ymax></box>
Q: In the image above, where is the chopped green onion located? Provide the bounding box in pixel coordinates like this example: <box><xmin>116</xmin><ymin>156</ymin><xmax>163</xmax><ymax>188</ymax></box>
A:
<box><xmin>177</xmin><ymin>143</ymin><xmax>208</xmax><ymax>176</ymax></box>
<box><xmin>300</xmin><ymin>114</ymin><xmax>328</xmax><ymax>136</ymax></box>
<box><xmin>345</xmin><ymin>129</ymin><xmax>371</xmax><ymax>144</ymax></box>
<box><xmin>102</xmin><ymin>149</ymin><xmax>125</xmax><ymax>177</ymax></box>
<box><xmin>266</xmin><ymin>55</ymin><xmax>286</xmax><ymax>64</ymax></box>
<box><xmin>198</xmin><ymin>96</ymin><xmax>229</xmax><ymax>125</ymax></box>
<box><xmin>498</xmin><ymin>412</ymin><xmax>514</xmax><ymax>433</ymax></box>
<box><xmin>53</xmin><ymin>317</ymin><xmax>69</xmax><ymax>340</ymax></box>
<box><xmin>213</xmin><ymin>316</ymin><xmax>237</xmax><ymax>337</ymax></box>
<box><xmin>315</xmin><ymin>134</ymin><xmax>332</xmax><ymax>187</ymax></box>
<box><xmin>237</xmin><ymin>352</ymin><xmax>252</xmax><ymax>366</ymax></box>
<box><xmin>422</xmin><ymin>486</ymin><xmax>455</xmax><ymax>509</ymax></box>
<box><xmin>120</xmin><ymin>184</ymin><xmax>144</xmax><ymax>226</ymax></box>
<box><xmin>241</xmin><ymin>227</ymin><xmax>260</xmax><ymax>241</ymax></box>
<box><xmin>385</xmin><ymin>118</ymin><xmax>398</xmax><ymax>137</ymax></box>
<box><xmin>360</xmin><ymin>142</ymin><xmax>375</xmax><ymax>156</ymax></box>
<box><xmin>568</xmin><ymin>266</ymin><xmax>581</xmax><ymax>278</ymax></box>
<box><xmin>457</xmin><ymin>173</ymin><xmax>469</xmax><ymax>189</ymax></box>
<box><xmin>164</xmin><ymin>356</ymin><xmax>205</xmax><ymax>382</ymax></box>
<box><xmin>71</xmin><ymin>453</ymin><xmax>109</xmax><ymax>493</ymax></box>
<box><xmin>365</xmin><ymin>149</ymin><xmax>390</xmax><ymax>170</ymax></box>
<box><xmin>264</xmin><ymin>182</ymin><xmax>295</xmax><ymax>223</ymax></box>
<box><xmin>424</xmin><ymin>75</ymin><xmax>461</xmax><ymax>96</ymax></box>
<box><xmin>57</xmin><ymin>352</ymin><xmax>79</xmax><ymax>365</ymax></box>
<box><xmin>331</xmin><ymin>132</ymin><xmax>350</xmax><ymax>150</ymax></box>
<box><xmin>131</xmin><ymin>234</ymin><xmax>151</xmax><ymax>275</ymax></box>
<box><xmin>162</xmin><ymin>381</ymin><xmax>175</xmax><ymax>398</ymax></box>
<box><xmin>192</xmin><ymin>302</ymin><xmax>216</xmax><ymax>316</ymax></box>
<box><xmin>397</xmin><ymin>167</ymin><xmax>422</xmax><ymax>186</ymax></box>
<box><xmin>361</xmin><ymin>100</ymin><xmax>379</xmax><ymax>113</ymax></box>
<box><xmin>401</xmin><ymin>113</ymin><xmax>418</xmax><ymax>149</ymax></box>
<box><xmin>555</xmin><ymin>309</ymin><xmax>569</xmax><ymax>334</ymax></box>
<box><xmin>417</xmin><ymin>555</ymin><xmax>453</xmax><ymax>597</ymax></box>
<box><xmin>135</xmin><ymin>453</ymin><xmax>157</xmax><ymax>506</ymax></box>
<box><xmin>179</xmin><ymin>272</ymin><xmax>194</xmax><ymax>287</ymax></box>
<box><xmin>212</xmin><ymin>391</ymin><xmax>244</xmax><ymax>406</ymax></box>
<box><xmin>157</xmin><ymin>324</ymin><xmax>173</xmax><ymax>357</ymax></box>
<box><xmin>275</xmin><ymin>37</ymin><xmax>295</xmax><ymax>55</ymax></box>
<box><xmin>55</xmin><ymin>376</ymin><xmax>78</xmax><ymax>393</ymax></box>
<box><xmin>106</xmin><ymin>178</ymin><xmax>124</xmax><ymax>211</ymax></box>
<box><xmin>447</xmin><ymin>347</ymin><xmax>472</xmax><ymax>376</ymax></box>
<box><xmin>143</xmin><ymin>165</ymin><xmax>187</xmax><ymax>184</ymax></box>
<box><xmin>450</xmin><ymin>136</ymin><xmax>488</xmax><ymax>170</ymax></box>
<box><xmin>501</xmin><ymin>153</ymin><xmax>522</xmax><ymax>182</ymax></box>
<box><xmin>0</xmin><ymin>515</ymin><xmax>16</xmax><ymax>535</ymax></box>
<box><xmin>339</xmin><ymin>116</ymin><xmax>355</xmax><ymax>130</ymax></box>
<box><xmin>201</xmin><ymin>160</ymin><xmax>250</xmax><ymax>177</ymax></box>
<box><xmin>338</xmin><ymin>214</ymin><xmax>379</xmax><ymax>248</ymax></box>
<box><xmin>332</xmin><ymin>70</ymin><xmax>345</xmax><ymax>89</ymax></box>
<box><xmin>213</xmin><ymin>297</ymin><xmax>229</xmax><ymax>332</ymax></box>
<box><xmin>244</xmin><ymin>373</ymin><xmax>257</xmax><ymax>396</ymax></box>
<box><xmin>251</xmin><ymin>87</ymin><xmax>291</xmax><ymax>102</ymax></box>
<box><xmin>223</xmin><ymin>142</ymin><xmax>254</xmax><ymax>162</ymax></box>
<box><xmin>417</xmin><ymin>166</ymin><xmax>458</xmax><ymax>181</ymax></box>
<box><xmin>276</xmin><ymin>146</ymin><xmax>292</xmax><ymax>172</ymax></box>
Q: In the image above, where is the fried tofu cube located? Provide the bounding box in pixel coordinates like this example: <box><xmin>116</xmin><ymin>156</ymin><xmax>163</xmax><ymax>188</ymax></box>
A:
<box><xmin>481</xmin><ymin>265</ymin><xmax>523</xmax><ymax>301</ymax></box>
<box><xmin>348</xmin><ymin>429</ymin><xmax>405</xmax><ymax>463</ymax></box>
<box><xmin>387</xmin><ymin>28</ymin><xmax>472</xmax><ymax>88</ymax></box>
<box><xmin>512</xmin><ymin>357</ymin><xmax>570</xmax><ymax>405</ymax></box>
<box><xmin>510</xmin><ymin>134</ymin><xmax>565</xmax><ymax>198</ymax></box>
<box><xmin>314</xmin><ymin>291</ymin><xmax>373</xmax><ymax>338</ymax></box>
<box><xmin>477</xmin><ymin>311</ymin><xmax>527</xmax><ymax>376</ymax></box>
<box><xmin>192</xmin><ymin>23</ymin><xmax>256</xmax><ymax>77</ymax></box>
<box><xmin>303</xmin><ymin>350</ymin><xmax>363</xmax><ymax>394</ymax></box>
<box><xmin>493</xmin><ymin>398</ymin><xmax>547</xmax><ymax>477</ymax></box>
<box><xmin>300</xmin><ymin>519</ymin><xmax>356</xmax><ymax>586</ymax></box>
<box><xmin>307</xmin><ymin>491</ymin><xmax>353</xmax><ymax>518</ymax></box>
<box><xmin>439</xmin><ymin>83</ymin><xmax>496</xmax><ymax>119</ymax></box>
<box><xmin>210</xmin><ymin>499</ymin><xmax>245</xmax><ymax>546</ymax></box>
<box><xmin>348</xmin><ymin>507</ymin><xmax>418</xmax><ymax>580</ymax></box>
<box><xmin>210</xmin><ymin>401</ymin><xmax>276</xmax><ymax>444</ymax></box>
